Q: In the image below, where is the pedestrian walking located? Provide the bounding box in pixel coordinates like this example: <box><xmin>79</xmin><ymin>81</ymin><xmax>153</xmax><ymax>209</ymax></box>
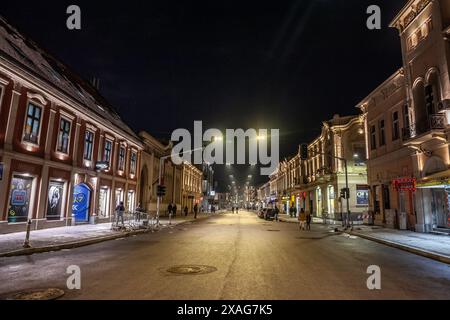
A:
<box><xmin>232</xmin><ymin>206</ymin><xmax>235</xmax><ymax>214</ymax></box>
<box><xmin>167</xmin><ymin>203</ymin><xmax>173</xmax><ymax>216</ymax></box>
<box><xmin>298</xmin><ymin>208</ymin><xmax>306</xmax><ymax>231</ymax></box>
<box><xmin>184</xmin><ymin>205</ymin><xmax>188</xmax><ymax>217</ymax></box>
<box><xmin>194</xmin><ymin>203</ymin><xmax>198</xmax><ymax>219</ymax></box>
<box><xmin>274</xmin><ymin>205</ymin><xmax>279</xmax><ymax>222</ymax></box>
<box><xmin>306</xmin><ymin>211</ymin><xmax>312</xmax><ymax>230</ymax></box>
<box><xmin>115</xmin><ymin>201</ymin><xmax>125</xmax><ymax>227</ymax></box>
<box><xmin>173</xmin><ymin>204</ymin><xmax>177</xmax><ymax>217</ymax></box>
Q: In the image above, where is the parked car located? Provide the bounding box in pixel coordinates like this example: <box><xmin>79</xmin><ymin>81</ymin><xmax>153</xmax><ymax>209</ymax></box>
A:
<box><xmin>258</xmin><ymin>208</ymin><xmax>267</xmax><ymax>219</ymax></box>
<box><xmin>264</xmin><ymin>208</ymin><xmax>276</xmax><ymax>221</ymax></box>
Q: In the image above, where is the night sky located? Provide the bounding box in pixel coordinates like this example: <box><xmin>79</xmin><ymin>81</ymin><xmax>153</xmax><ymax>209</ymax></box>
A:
<box><xmin>1</xmin><ymin>0</ymin><xmax>405</xmax><ymax>190</ymax></box>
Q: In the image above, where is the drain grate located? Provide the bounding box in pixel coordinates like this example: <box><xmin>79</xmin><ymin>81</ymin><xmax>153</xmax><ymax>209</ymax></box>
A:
<box><xmin>267</xmin><ymin>229</ymin><xmax>280</xmax><ymax>232</ymax></box>
<box><xmin>166</xmin><ymin>265</ymin><xmax>217</xmax><ymax>275</ymax></box>
<box><xmin>6</xmin><ymin>288</ymin><xmax>65</xmax><ymax>300</ymax></box>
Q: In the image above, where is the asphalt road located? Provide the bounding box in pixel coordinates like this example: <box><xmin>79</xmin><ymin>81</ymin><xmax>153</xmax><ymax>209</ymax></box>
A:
<box><xmin>0</xmin><ymin>211</ymin><xmax>449</xmax><ymax>299</ymax></box>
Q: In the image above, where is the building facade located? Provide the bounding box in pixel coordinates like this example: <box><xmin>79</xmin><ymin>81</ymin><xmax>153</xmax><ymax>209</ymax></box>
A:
<box><xmin>181</xmin><ymin>161</ymin><xmax>202</xmax><ymax>213</ymax></box>
<box><xmin>0</xmin><ymin>17</ymin><xmax>143</xmax><ymax>233</ymax></box>
<box><xmin>269</xmin><ymin>115</ymin><xmax>368</xmax><ymax>220</ymax></box>
<box><xmin>138</xmin><ymin>132</ymin><xmax>182</xmax><ymax>216</ymax></box>
<box><xmin>360</xmin><ymin>0</ymin><xmax>450</xmax><ymax>232</ymax></box>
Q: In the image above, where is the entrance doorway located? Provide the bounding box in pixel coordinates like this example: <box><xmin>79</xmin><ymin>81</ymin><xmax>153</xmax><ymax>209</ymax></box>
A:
<box><xmin>431</xmin><ymin>189</ymin><xmax>450</xmax><ymax>229</ymax></box>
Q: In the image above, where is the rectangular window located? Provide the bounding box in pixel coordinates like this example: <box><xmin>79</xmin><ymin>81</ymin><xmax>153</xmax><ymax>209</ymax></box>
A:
<box><xmin>23</xmin><ymin>102</ymin><xmax>42</xmax><ymax>144</ymax></box>
<box><xmin>383</xmin><ymin>185</ymin><xmax>390</xmax><ymax>209</ymax></box>
<box><xmin>57</xmin><ymin>118</ymin><xmax>71</xmax><ymax>154</ymax></box>
<box><xmin>379</xmin><ymin>120</ymin><xmax>385</xmax><ymax>146</ymax></box>
<box><xmin>47</xmin><ymin>180</ymin><xmax>64</xmax><ymax>220</ymax></box>
<box><xmin>403</xmin><ymin>104</ymin><xmax>410</xmax><ymax>129</ymax></box>
<box><xmin>392</xmin><ymin>111</ymin><xmax>399</xmax><ymax>141</ymax></box>
<box><xmin>103</xmin><ymin>139</ymin><xmax>112</xmax><ymax>164</ymax></box>
<box><xmin>118</xmin><ymin>147</ymin><xmax>126</xmax><ymax>171</ymax></box>
<box><xmin>130</xmin><ymin>151</ymin><xmax>137</xmax><ymax>175</ymax></box>
<box><xmin>353</xmin><ymin>144</ymin><xmax>366</xmax><ymax>166</ymax></box>
<box><xmin>425</xmin><ymin>84</ymin><xmax>435</xmax><ymax>115</ymax></box>
<box><xmin>370</xmin><ymin>125</ymin><xmax>376</xmax><ymax>150</ymax></box>
<box><xmin>83</xmin><ymin>131</ymin><xmax>94</xmax><ymax>161</ymax></box>
<box><xmin>98</xmin><ymin>187</ymin><xmax>110</xmax><ymax>218</ymax></box>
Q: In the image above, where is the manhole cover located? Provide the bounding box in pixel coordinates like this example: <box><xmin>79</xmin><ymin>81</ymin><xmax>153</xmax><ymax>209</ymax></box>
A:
<box><xmin>166</xmin><ymin>265</ymin><xmax>217</xmax><ymax>275</ymax></box>
<box><xmin>267</xmin><ymin>229</ymin><xmax>280</xmax><ymax>232</ymax></box>
<box><xmin>6</xmin><ymin>288</ymin><xmax>65</xmax><ymax>300</ymax></box>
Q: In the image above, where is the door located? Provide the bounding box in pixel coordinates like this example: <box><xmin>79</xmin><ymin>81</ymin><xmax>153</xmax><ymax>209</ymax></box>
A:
<box><xmin>72</xmin><ymin>183</ymin><xmax>91</xmax><ymax>222</ymax></box>
<box><xmin>433</xmin><ymin>189</ymin><xmax>449</xmax><ymax>228</ymax></box>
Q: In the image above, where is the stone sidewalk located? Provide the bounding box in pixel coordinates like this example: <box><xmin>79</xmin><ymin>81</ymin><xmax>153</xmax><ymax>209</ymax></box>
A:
<box><xmin>349</xmin><ymin>226</ymin><xmax>450</xmax><ymax>264</ymax></box>
<box><xmin>0</xmin><ymin>212</ymin><xmax>220</xmax><ymax>257</ymax></box>
<box><xmin>277</xmin><ymin>214</ymin><xmax>450</xmax><ymax>264</ymax></box>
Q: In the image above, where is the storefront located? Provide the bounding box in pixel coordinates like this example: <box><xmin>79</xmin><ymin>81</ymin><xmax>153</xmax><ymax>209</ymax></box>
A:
<box><xmin>416</xmin><ymin>178</ymin><xmax>450</xmax><ymax>231</ymax></box>
<box><xmin>6</xmin><ymin>160</ymin><xmax>42</xmax><ymax>225</ymax></box>
<box><xmin>392</xmin><ymin>178</ymin><xmax>416</xmax><ymax>230</ymax></box>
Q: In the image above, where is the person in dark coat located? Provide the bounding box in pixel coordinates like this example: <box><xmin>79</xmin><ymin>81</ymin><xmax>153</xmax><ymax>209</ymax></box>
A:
<box><xmin>194</xmin><ymin>203</ymin><xmax>198</xmax><ymax>219</ymax></box>
<box><xmin>167</xmin><ymin>203</ymin><xmax>173</xmax><ymax>216</ymax></box>
<box><xmin>184</xmin><ymin>205</ymin><xmax>188</xmax><ymax>216</ymax></box>
<box><xmin>173</xmin><ymin>204</ymin><xmax>177</xmax><ymax>217</ymax></box>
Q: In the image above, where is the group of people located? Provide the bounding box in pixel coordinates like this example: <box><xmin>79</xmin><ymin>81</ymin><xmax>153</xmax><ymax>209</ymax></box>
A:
<box><xmin>231</xmin><ymin>206</ymin><xmax>239</xmax><ymax>214</ymax></box>
<box><xmin>167</xmin><ymin>203</ymin><xmax>178</xmax><ymax>217</ymax></box>
<box><xmin>298</xmin><ymin>208</ymin><xmax>312</xmax><ymax>231</ymax></box>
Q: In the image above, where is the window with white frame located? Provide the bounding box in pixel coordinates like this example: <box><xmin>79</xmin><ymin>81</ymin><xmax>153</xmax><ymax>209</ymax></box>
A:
<box><xmin>392</xmin><ymin>111</ymin><xmax>399</xmax><ymax>141</ymax></box>
<box><xmin>57</xmin><ymin>118</ymin><xmax>71</xmax><ymax>154</ymax></box>
<box><xmin>23</xmin><ymin>102</ymin><xmax>42</xmax><ymax>144</ymax></box>
<box><xmin>118</xmin><ymin>146</ymin><xmax>126</xmax><ymax>171</ymax></box>
<box><xmin>130</xmin><ymin>151</ymin><xmax>137</xmax><ymax>175</ymax></box>
<box><xmin>378</xmin><ymin>119</ymin><xmax>386</xmax><ymax>146</ymax></box>
<box><xmin>84</xmin><ymin>131</ymin><xmax>94</xmax><ymax>160</ymax></box>
<box><xmin>103</xmin><ymin>139</ymin><xmax>113</xmax><ymax>164</ymax></box>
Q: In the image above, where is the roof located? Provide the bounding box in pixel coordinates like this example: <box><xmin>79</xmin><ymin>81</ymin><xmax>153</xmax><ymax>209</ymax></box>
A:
<box><xmin>0</xmin><ymin>15</ymin><xmax>140</xmax><ymax>142</ymax></box>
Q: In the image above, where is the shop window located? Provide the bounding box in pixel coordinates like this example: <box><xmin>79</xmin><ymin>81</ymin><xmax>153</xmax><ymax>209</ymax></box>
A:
<box><xmin>8</xmin><ymin>175</ymin><xmax>34</xmax><ymax>223</ymax></box>
<box><xmin>98</xmin><ymin>187</ymin><xmax>110</xmax><ymax>218</ymax></box>
<box><xmin>47</xmin><ymin>180</ymin><xmax>65</xmax><ymax>220</ymax></box>
<box><xmin>103</xmin><ymin>139</ymin><xmax>112</xmax><ymax>164</ymax></box>
<box><xmin>57</xmin><ymin>118</ymin><xmax>71</xmax><ymax>154</ymax></box>
<box><xmin>130</xmin><ymin>151</ymin><xmax>137</xmax><ymax>175</ymax></box>
<box><xmin>118</xmin><ymin>146</ymin><xmax>126</xmax><ymax>171</ymax></box>
<box><xmin>392</xmin><ymin>111</ymin><xmax>399</xmax><ymax>141</ymax></box>
<box><xmin>127</xmin><ymin>191</ymin><xmax>135</xmax><ymax>212</ymax></box>
<box><xmin>23</xmin><ymin>102</ymin><xmax>42</xmax><ymax>144</ymax></box>
<box><xmin>84</xmin><ymin>131</ymin><xmax>94</xmax><ymax>161</ymax></box>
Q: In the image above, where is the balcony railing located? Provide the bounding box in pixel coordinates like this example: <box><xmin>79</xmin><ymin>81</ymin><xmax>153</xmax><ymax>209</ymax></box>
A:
<box><xmin>402</xmin><ymin>114</ymin><xmax>446</xmax><ymax>140</ymax></box>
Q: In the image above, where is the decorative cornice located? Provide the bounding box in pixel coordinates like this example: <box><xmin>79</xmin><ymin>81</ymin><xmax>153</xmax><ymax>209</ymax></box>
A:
<box><xmin>27</xmin><ymin>92</ymin><xmax>48</xmax><ymax>105</ymax></box>
<box><xmin>391</xmin><ymin>0</ymin><xmax>431</xmax><ymax>32</ymax></box>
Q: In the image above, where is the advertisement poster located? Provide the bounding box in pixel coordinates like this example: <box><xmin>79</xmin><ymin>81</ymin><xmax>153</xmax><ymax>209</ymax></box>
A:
<box><xmin>47</xmin><ymin>181</ymin><xmax>64</xmax><ymax>220</ymax></box>
<box><xmin>8</xmin><ymin>176</ymin><xmax>33</xmax><ymax>223</ymax></box>
<box><xmin>72</xmin><ymin>183</ymin><xmax>91</xmax><ymax>222</ymax></box>
<box><xmin>356</xmin><ymin>186</ymin><xmax>369</xmax><ymax>206</ymax></box>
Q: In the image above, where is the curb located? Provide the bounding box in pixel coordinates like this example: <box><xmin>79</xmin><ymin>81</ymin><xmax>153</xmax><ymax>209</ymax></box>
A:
<box><xmin>349</xmin><ymin>231</ymin><xmax>450</xmax><ymax>265</ymax></box>
<box><xmin>0</xmin><ymin>214</ymin><xmax>220</xmax><ymax>258</ymax></box>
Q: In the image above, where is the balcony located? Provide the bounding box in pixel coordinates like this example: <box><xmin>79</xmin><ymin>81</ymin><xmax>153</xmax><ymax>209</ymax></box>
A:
<box><xmin>402</xmin><ymin>114</ymin><xmax>447</xmax><ymax>142</ymax></box>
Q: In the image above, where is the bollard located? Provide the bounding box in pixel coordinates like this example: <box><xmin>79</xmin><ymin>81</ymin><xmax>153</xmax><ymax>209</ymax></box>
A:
<box><xmin>23</xmin><ymin>219</ymin><xmax>32</xmax><ymax>248</ymax></box>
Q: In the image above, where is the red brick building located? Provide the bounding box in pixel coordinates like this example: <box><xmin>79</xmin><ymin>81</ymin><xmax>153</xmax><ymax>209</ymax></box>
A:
<box><xmin>0</xmin><ymin>17</ymin><xmax>143</xmax><ymax>233</ymax></box>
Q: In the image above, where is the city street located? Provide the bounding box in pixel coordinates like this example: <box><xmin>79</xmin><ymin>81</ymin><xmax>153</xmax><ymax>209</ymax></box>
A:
<box><xmin>0</xmin><ymin>211</ymin><xmax>449</xmax><ymax>300</ymax></box>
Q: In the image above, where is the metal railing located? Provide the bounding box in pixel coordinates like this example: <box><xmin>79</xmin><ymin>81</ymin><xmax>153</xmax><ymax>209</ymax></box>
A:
<box><xmin>402</xmin><ymin>114</ymin><xmax>446</xmax><ymax>140</ymax></box>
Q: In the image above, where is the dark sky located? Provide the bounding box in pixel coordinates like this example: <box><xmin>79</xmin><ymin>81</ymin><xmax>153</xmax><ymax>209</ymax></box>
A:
<box><xmin>1</xmin><ymin>0</ymin><xmax>405</xmax><ymax>190</ymax></box>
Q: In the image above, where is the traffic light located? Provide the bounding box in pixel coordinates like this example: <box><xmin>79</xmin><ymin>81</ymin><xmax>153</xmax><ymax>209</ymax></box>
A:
<box><xmin>300</xmin><ymin>143</ymin><xmax>308</xmax><ymax>160</ymax></box>
<box><xmin>157</xmin><ymin>185</ymin><xmax>166</xmax><ymax>197</ymax></box>
<box><xmin>340</xmin><ymin>187</ymin><xmax>350</xmax><ymax>199</ymax></box>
